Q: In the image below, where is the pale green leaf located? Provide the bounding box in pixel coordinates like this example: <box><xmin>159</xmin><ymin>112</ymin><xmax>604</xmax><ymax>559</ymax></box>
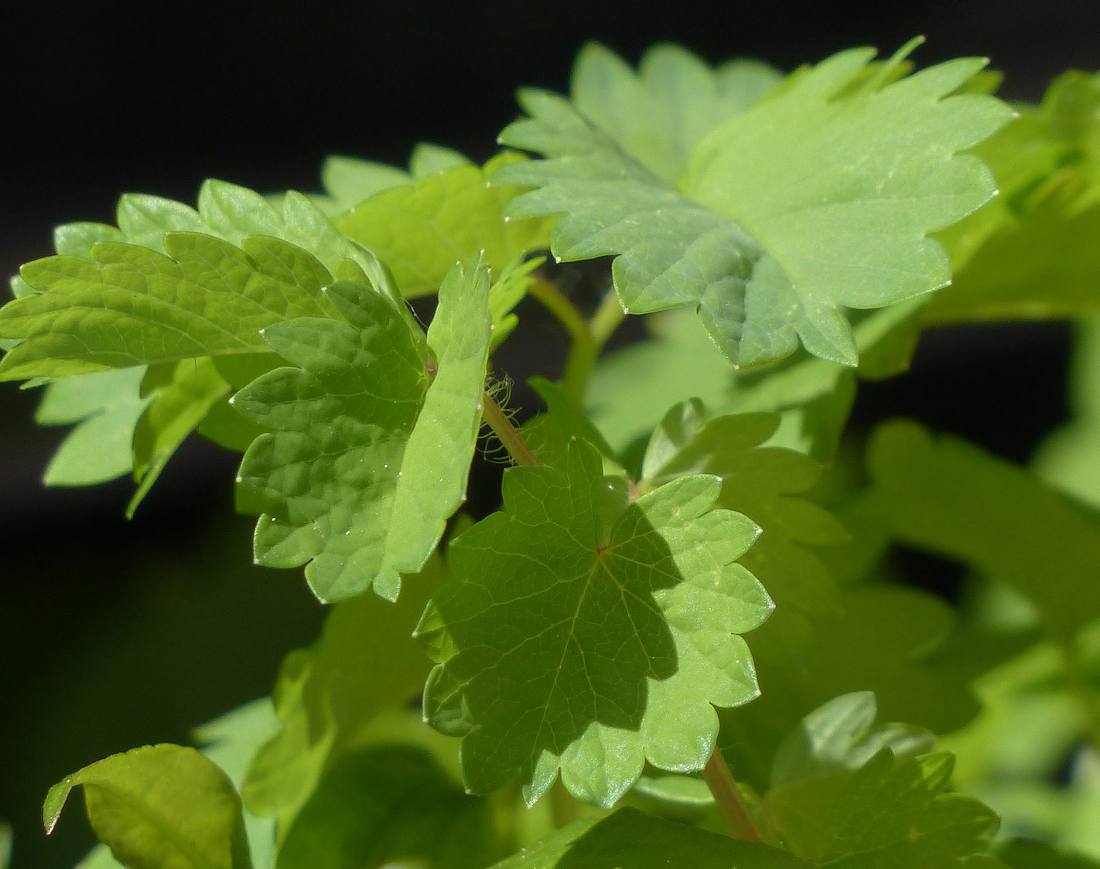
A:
<box><xmin>631</xmin><ymin>772</ymin><xmax>714</xmax><ymax>808</ymax></box>
<box><xmin>571</xmin><ymin>42</ymin><xmax>781</xmax><ymax>183</ymax></box>
<box><xmin>77</xmin><ymin>845</ymin><xmax>124</xmax><ymax>868</ymax></box>
<box><xmin>33</xmin><ymin>367</ymin><xmax>150</xmax><ymax>486</ymax></box>
<box><xmin>43</xmin><ymin>744</ymin><xmax>252</xmax><ymax>869</ymax></box>
<box><xmin>498</xmin><ymin>45</ymin><xmax>1011</xmax><ymax>367</ymax></box>
<box><xmin>321</xmin><ymin>156</ymin><xmax>410</xmax><ymax>208</ymax></box>
<box><xmin>127</xmin><ymin>358</ymin><xmax>230</xmax><ymax>516</ymax></box>
<box><xmin>194</xmin><ymin>701</ymin><xmax>280</xmax><ymax>869</ymax></box>
<box><xmin>0</xmin><ymin>232</ymin><xmax>341</xmax><ymax>380</ymax></box>
<box><xmin>419</xmin><ymin>439</ymin><xmax>771</xmax><ymax>806</ymax></box>
<box><xmin>242</xmin><ymin>557</ymin><xmax>441</xmax><ymax>825</ymax></box>
<box><xmin>491</xmin><ymin>807</ymin><xmax>811</xmax><ymax>868</ymax></box>
<box><xmin>336</xmin><ymin>154</ymin><xmax>550</xmax><ymax>297</ymax></box>
<box><xmin>927</xmin><ymin>71</ymin><xmax>1100</xmax><ymax>324</ymax></box>
<box><xmin>410</xmin><ymin>142</ymin><xmax>472</xmax><ymax>178</ymax></box>
<box><xmin>234</xmin><ymin>259</ymin><xmax>491</xmax><ymax>601</ymax></box>
<box><xmin>587</xmin><ymin>311</ymin><xmax>733</xmax><ymax>451</ymax></box>
<box><xmin>868</xmin><ymin>420</ymin><xmax>1100</xmax><ymax>638</ymax></box>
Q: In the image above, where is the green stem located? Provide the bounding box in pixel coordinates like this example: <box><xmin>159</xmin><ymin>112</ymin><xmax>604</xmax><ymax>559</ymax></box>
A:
<box><xmin>482</xmin><ymin>391</ymin><xmax>539</xmax><ymax>467</ymax></box>
<box><xmin>564</xmin><ymin>287</ymin><xmax>626</xmax><ymax>403</ymax></box>
<box><xmin>702</xmin><ymin>751</ymin><xmax>761</xmax><ymax>843</ymax></box>
<box><xmin>528</xmin><ymin>275</ymin><xmax>590</xmax><ymax>349</ymax></box>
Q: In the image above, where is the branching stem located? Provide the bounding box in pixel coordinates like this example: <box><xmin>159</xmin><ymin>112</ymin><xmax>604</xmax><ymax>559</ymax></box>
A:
<box><xmin>703</xmin><ymin>750</ymin><xmax>762</xmax><ymax>843</ymax></box>
<box><xmin>528</xmin><ymin>276</ymin><xmax>627</xmax><ymax>403</ymax></box>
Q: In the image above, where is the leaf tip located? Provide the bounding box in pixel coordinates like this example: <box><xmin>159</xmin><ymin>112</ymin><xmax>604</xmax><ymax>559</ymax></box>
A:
<box><xmin>42</xmin><ymin>777</ymin><xmax>73</xmax><ymax>835</ymax></box>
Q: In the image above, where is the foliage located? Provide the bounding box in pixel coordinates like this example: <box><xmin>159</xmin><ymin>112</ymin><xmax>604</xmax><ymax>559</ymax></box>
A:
<box><xmin>6</xmin><ymin>37</ymin><xmax>1100</xmax><ymax>869</ymax></box>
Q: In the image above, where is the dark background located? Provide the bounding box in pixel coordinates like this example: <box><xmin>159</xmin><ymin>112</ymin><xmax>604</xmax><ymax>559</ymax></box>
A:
<box><xmin>2</xmin><ymin>1</ymin><xmax>1097</xmax><ymax>865</ymax></box>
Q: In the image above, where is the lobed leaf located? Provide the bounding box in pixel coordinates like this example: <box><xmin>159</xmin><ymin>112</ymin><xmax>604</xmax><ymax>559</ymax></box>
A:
<box><xmin>498</xmin><ymin>44</ymin><xmax>1011</xmax><ymax>368</ymax></box>
<box><xmin>336</xmin><ymin>153</ymin><xmax>550</xmax><ymax>297</ymax></box>
<box><xmin>419</xmin><ymin>439</ymin><xmax>771</xmax><ymax>807</ymax></box>
<box><xmin>759</xmin><ymin>695</ymin><xmax>999</xmax><ymax>868</ymax></box>
<box><xmin>0</xmin><ymin>232</ymin><xmax>343</xmax><ymax>380</ymax></box>
<box><xmin>234</xmin><ymin>259</ymin><xmax>492</xmax><ymax>601</ymax></box>
<box><xmin>570</xmin><ymin>42</ymin><xmax>782</xmax><ymax>183</ymax></box>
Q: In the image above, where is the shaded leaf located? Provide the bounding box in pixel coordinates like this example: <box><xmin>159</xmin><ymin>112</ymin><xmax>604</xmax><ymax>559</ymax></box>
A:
<box><xmin>760</xmin><ymin>696</ymin><xmax>999</xmax><ymax>868</ymax></box>
<box><xmin>491</xmin><ymin>807</ymin><xmax>810</xmax><ymax>868</ymax></box>
<box><xmin>869</xmin><ymin>420</ymin><xmax>1100</xmax><ymax>638</ymax></box>
<box><xmin>277</xmin><ymin>746</ymin><xmax>500</xmax><ymax>869</ymax></box>
<box><xmin>420</xmin><ymin>439</ymin><xmax>771</xmax><ymax>806</ymax></box>
<box><xmin>242</xmin><ymin>557</ymin><xmax>442</xmax><ymax>825</ymax></box>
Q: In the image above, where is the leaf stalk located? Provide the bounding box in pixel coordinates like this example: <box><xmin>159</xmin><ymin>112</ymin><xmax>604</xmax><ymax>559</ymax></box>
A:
<box><xmin>702</xmin><ymin>750</ymin><xmax>762</xmax><ymax>843</ymax></box>
<box><xmin>481</xmin><ymin>390</ymin><xmax>539</xmax><ymax>467</ymax></box>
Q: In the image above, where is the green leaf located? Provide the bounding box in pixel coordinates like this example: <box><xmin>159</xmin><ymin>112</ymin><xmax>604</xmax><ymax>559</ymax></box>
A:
<box><xmin>498</xmin><ymin>44</ymin><xmax>1011</xmax><ymax>368</ymax></box>
<box><xmin>3</xmin><ymin>180</ymin><xmax>395</xmax><ymax>508</ymax></box>
<box><xmin>721</xmin><ymin>585</ymin><xmax>981</xmax><ymax>791</ymax></box>
<box><xmin>410</xmin><ymin>141</ymin><xmax>473</xmax><ymax>178</ymax></box>
<box><xmin>277</xmin><ymin>746</ymin><xmax>500</xmax><ymax>869</ymax></box>
<box><xmin>631</xmin><ymin>772</ymin><xmax>714</xmax><ymax>808</ymax></box>
<box><xmin>33</xmin><ymin>367</ymin><xmax>151</xmax><ymax>486</ymax></box>
<box><xmin>769</xmin><ymin>692</ymin><xmax>935</xmax><ymax>789</ymax></box>
<box><xmin>760</xmin><ymin>696</ymin><xmax>999</xmax><ymax>868</ymax></box>
<box><xmin>335</xmin><ymin>154</ymin><xmax>550</xmax><ymax>297</ymax></box>
<box><xmin>320</xmin><ymin>156</ymin><xmax>411</xmax><ymax>209</ymax></box>
<box><xmin>491</xmin><ymin>807</ymin><xmax>811</xmax><ymax>868</ymax></box>
<box><xmin>43</xmin><ymin>744</ymin><xmax>252</xmax><ymax>869</ymax></box>
<box><xmin>242</xmin><ymin>556</ymin><xmax>442</xmax><ymax>825</ymax></box>
<box><xmin>419</xmin><ymin>439</ymin><xmax>771</xmax><ymax>806</ymax></box>
<box><xmin>0</xmin><ymin>232</ymin><xmax>343</xmax><ymax>380</ymax></box>
<box><xmin>194</xmin><ymin>700</ymin><xmax>281</xmax><ymax>869</ymax></box>
<box><xmin>587</xmin><ymin>311</ymin><xmax>733</xmax><ymax>452</ymax></box>
<box><xmin>570</xmin><ymin>42</ymin><xmax>781</xmax><ymax>183</ymax></box>
<box><xmin>997</xmin><ymin>839</ymin><xmax>1100</xmax><ymax>868</ymax></box>
<box><xmin>868</xmin><ymin>420</ymin><xmax>1100</xmax><ymax>638</ymax></box>
<box><xmin>127</xmin><ymin>358</ymin><xmax>231</xmax><ymax>516</ymax></box>
<box><xmin>235</xmin><ymin>258</ymin><xmax>490</xmax><ymax>601</ymax></box>
<box><xmin>0</xmin><ymin>821</ymin><xmax>9</xmax><ymax>869</ymax></box>
<box><xmin>1035</xmin><ymin>318</ymin><xmax>1100</xmax><ymax>507</ymax></box>
<box><xmin>642</xmin><ymin>401</ymin><xmax>847</xmax><ymax>649</ymax></box>
<box><xmin>77</xmin><ymin>845</ymin><xmax>124</xmax><ymax>868</ymax></box>
<box><xmin>926</xmin><ymin>72</ymin><xmax>1100</xmax><ymax>324</ymax></box>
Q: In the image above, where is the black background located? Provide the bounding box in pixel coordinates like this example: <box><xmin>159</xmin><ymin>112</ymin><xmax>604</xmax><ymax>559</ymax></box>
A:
<box><xmin>2</xmin><ymin>1</ymin><xmax>1098</xmax><ymax>865</ymax></box>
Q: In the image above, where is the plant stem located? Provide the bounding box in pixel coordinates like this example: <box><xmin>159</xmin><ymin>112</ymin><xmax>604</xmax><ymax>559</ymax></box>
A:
<box><xmin>528</xmin><ymin>275</ymin><xmax>590</xmax><ymax>349</ymax></box>
<box><xmin>702</xmin><ymin>751</ymin><xmax>761</xmax><ymax>843</ymax></box>
<box><xmin>563</xmin><ymin>287</ymin><xmax>626</xmax><ymax>403</ymax></box>
<box><xmin>481</xmin><ymin>390</ymin><xmax>539</xmax><ymax>467</ymax></box>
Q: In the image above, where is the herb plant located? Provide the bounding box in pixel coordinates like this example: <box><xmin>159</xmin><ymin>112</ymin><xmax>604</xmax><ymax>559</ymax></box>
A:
<box><xmin>6</xmin><ymin>38</ymin><xmax>1100</xmax><ymax>869</ymax></box>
